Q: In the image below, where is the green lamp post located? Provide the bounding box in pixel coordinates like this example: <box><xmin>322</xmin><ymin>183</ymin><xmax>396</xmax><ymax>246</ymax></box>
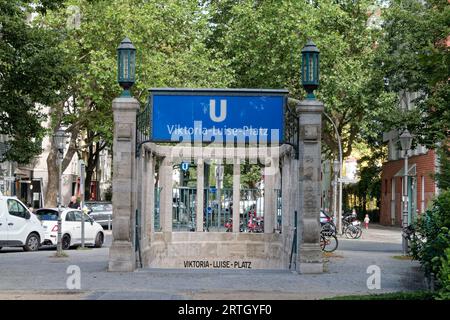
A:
<box><xmin>117</xmin><ymin>37</ymin><xmax>136</xmax><ymax>97</ymax></box>
<box><xmin>301</xmin><ymin>40</ymin><xmax>320</xmax><ymax>99</ymax></box>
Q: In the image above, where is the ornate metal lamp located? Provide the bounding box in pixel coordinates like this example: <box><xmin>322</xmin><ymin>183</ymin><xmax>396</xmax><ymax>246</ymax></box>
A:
<box><xmin>301</xmin><ymin>40</ymin><xmax>320</xmax><ymax>99</ymax></box>
<box><xmin>117</xmin><ymin>37</ymin><xmax>136</xmax><ymax>97</ymax></box>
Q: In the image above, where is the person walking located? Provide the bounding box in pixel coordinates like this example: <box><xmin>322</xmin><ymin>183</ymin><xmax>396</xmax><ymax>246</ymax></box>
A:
<box><xmin>364</xmin><ymin>214</ymin><xmax>370</xmax><ymax>229</ymax></box>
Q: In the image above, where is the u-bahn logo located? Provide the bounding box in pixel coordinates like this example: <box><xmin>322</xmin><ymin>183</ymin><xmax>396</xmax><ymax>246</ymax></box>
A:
<box><xmin>209</xmin><ymin>99</ymin><xmax>227</xmax><ymax>122</ymax></box>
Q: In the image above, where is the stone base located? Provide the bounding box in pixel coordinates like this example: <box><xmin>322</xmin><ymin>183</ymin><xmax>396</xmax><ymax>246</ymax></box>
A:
<box><xmin>108</xmin><ymin>241</ymin><xmax>136</xmax><ymax>272</ymax></box>
<box><xmin>298</xmin><ymin>262</ymin><xmax>323</xmax><ymax>274</ymax></box>
<box><xmin>145</xmin><ymin>232</ymin><xmax>286</xmax><ymax>269</ymax></box>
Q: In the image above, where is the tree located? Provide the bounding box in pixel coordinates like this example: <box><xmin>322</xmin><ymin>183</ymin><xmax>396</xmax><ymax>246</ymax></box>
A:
<box><xmin>0</xmin><ymin>0</ymin><xmax>70</xmax><ymax>164</ymax></box>
<box><xmin>377</xmin><ymin>0</ymin><xmax>450</xmax><ymax>147</ymax></box>
<box><xmin>205</xmin><ymin>0</ymin><xmax>397</xmax><ymax>161</ymax></box>
<box><xmin>39</xmin><ymin>0</ymin><xmax>233</xmax><ymax>205</ymax></box>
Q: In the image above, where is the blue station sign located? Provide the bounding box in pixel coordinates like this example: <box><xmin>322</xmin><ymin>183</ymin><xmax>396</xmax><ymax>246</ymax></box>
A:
<box><xmin>149</xmin><ymin>88</ymin><xmax>287</xmax><ymax>144</ymax></box>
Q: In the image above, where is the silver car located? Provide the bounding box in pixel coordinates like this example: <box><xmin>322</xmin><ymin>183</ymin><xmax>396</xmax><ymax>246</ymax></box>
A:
<box><xmin>85</xmin><ymin>201</ymin><xmax>112</xmax><ymax>229</ymax></box>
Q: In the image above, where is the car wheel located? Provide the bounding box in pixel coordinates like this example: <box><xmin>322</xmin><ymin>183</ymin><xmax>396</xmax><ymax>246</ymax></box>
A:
<box><xmin>62</xmin><ymin>234</ymin><xmax>71</xmax><ymax>250</ymax></box>
<box><xmin>23</xmin><ymin>233</ymin><xmax>40</xmax><ymax>252</ymax></box>
<box><xmin>94</xmin><ymin>232</ymin><xmax>104</xmax><ymax>248</ymax></box>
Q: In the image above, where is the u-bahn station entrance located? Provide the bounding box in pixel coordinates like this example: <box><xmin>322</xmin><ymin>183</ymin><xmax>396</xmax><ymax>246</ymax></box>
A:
<box><xmin>109</xmin><ymin>39</ymin><xmax>324</xmax><ymax>274</ymax></box>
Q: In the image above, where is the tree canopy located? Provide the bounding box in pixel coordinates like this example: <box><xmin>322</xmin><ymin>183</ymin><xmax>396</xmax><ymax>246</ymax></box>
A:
<box><xmin>377</xmin><ymin>0</ymin><xmax>450</xmax><ymax>147</ymax></box>
<box><xmin>0</xmin><ymin>0</ymin><xmax>70</xmax><ymax>163</ymax></box>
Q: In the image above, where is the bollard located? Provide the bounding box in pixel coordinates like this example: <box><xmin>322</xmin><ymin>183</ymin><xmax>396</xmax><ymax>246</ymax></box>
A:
<box><xmin>108</xmin><ymin>214</ymin><xmax>111</xmax><ymax>230</ymax></box>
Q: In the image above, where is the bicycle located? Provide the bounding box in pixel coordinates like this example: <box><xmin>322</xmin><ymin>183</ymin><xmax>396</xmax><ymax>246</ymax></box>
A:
<box><xmin>320</xmin><ymin>229</ymin><xmax>338</xmax><ymax>252</ymax></box>
<box><xmin>342</xmin><ymin>214</ymin><xmax>362</xmax><ymax>239</ymax></box>
<box><xmin>321</xmin><ymin>222</ymin><xmax>336</xmax><ymax>235</ymax></box>
<box><xmin>344</xmin><ymin>222</ymin><xmax>362</xmax><ymax>239</ymax></box>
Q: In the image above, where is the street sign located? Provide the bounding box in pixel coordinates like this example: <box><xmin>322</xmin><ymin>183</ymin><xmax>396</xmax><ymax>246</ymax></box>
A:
<box><xmin>209</xmin><ymin>187</ymin><xmax>217</xmax><ymax>194</ymax></box>
<box><xmin>181</xmin><ymin>162</ymin><xmax>190</xmax><ymax>171</ymax></box>
<box><xmin>150</xmin><ymin>88</ymin><xmax>287</xmax><ymax>144</ymax></box>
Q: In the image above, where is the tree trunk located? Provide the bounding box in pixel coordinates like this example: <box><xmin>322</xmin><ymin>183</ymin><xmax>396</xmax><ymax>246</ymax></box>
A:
<box><xmin>45</xmin><ymin>148</ymin><xmax>59</xmax><ymax>207</ymax></box>
<box><xmin>45</xmin><ymin>120</ymin><xmax>79</xmax><ymax>207</ymax></box>
<box><xmin>84</xmin><ymin>140</ymin><xmax>106</xmax><ymax>200</ymax></box>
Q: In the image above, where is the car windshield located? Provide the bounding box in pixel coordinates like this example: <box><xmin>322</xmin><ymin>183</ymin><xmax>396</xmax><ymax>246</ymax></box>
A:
<box><xmin>35</xmin><ymin>209</ymin><xmax>58</xmax><ymax>221</ymax></box>
<box><xmin>86</xmin><ymin>203</ymin><xmax>112</xmax><ymax>211</ymax></box>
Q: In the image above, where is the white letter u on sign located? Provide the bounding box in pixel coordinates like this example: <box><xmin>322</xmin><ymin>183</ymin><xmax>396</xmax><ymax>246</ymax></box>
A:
<box><xmin>209</xmin><ymin>99</ymin><xmax>227</xmax><ymax>122</ymax></box>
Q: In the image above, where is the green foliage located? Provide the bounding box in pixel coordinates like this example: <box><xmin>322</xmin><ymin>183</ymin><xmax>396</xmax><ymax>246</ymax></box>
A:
<box><xmin>377</xmin><ymin>0</ymin><xmax>450</xmax><ymax>147</ymax></box>
<box><xmin>206</xmin><ymin>0</ymin><xmax>397</xmax><ymax>159</ymax></box>
<box><xmin>437</xmin><ymin>247</ymin><xmax>450</xmax><ymax>300</ymax></box>
<box><xmin>240</xmin><ymin>163</ymin><xmax>263</xmax><ymax>189</ymax></box>
<box><xmin>411</xmin><ymin>190</ymin><xmax>450</xmax><ymax>280</ymax></box>
<box><xmin>0</xmin><ymin>0</ymin><xmax>70</xmax><ymax>163</ymax></box>
<box><xmin>434</xmin><ymin>144</ymin><xmax>450</xmax><ymax>191</ymax></box>
<box><xmin>40</xmin><ymin>0</ymin><xmax>233</xmax><ymax>143</ymax></box>
<box><xmin>325</xmin><ymin>291</ymin><xmax>435</xmax><ymax>300</ymax></box>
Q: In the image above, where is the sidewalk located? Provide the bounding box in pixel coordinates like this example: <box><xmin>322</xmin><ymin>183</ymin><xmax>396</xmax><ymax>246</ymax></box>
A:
<box><xmin>0</xmin><ymin>224</ymin><xmax>424</xmax><ymax>300</ymax></box>
<box><xmin>339</xmin><ymin>223</ymin><xmax>402</xmax><ymax>244</ymax></box>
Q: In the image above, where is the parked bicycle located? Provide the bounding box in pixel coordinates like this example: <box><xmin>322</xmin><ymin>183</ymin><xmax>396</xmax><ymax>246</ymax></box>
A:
<box><xmin>320</xmin><ymin>228</ymin><xmax>338</xmax><ymax>252</ymax></box>
<box><xmin>344</xmin><ymin>221</ymin><xmax>362</xmax><ymax>239</ymax></box>
<box><xmin>342</xmin><ymin>211</ymin><xmax>362</xmax><ymax>239</ymax></box>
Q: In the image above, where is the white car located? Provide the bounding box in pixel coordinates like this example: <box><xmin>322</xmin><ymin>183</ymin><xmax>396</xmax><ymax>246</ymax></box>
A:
<box><xmin>0</xmin><ymin>194</ymin><xmax>45</xmax><ymax>251</ymax></box>
<box><xmin>35</xmin><ymin>208</ymin><xmax>104</xmax><ymax>250</ymax></box>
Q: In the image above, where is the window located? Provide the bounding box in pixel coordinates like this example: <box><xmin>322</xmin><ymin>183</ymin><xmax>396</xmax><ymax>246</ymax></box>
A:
<box><xmin>65</xmin><ymin>212</ymin><xmax>75</xmax><ymax>222</ymax></box>
<box><xmin>35</xmin><ymin>209</ymin><xmax>58</xmax><ymax>221</ymax></box>
<box><xmin>72</xmin><ymin>211</ymin><xmax>83</xmax><ymax>222</ymax></box>
<box><xmin>421</xmin><ymin>176</ymin><xmax>425</xmax><ymax>213</ymax></box>
<box><xmin>7</xmin><ymin>199</ymin><xmax>28</xmax><ymax>219</ymax></box>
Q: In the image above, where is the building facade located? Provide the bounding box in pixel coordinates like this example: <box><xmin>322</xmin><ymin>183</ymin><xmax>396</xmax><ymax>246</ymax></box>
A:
<box><xmin>380</xmin><ymin>91</ymin><xmax>439</xmax><ymax>226</ymax></box>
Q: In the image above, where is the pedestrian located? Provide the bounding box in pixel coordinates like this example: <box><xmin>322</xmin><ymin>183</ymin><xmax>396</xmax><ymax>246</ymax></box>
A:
<box><xmin>68</xmin><ymin>195</ymin><xmax>80</xmax><ymax>209</ymax></box>
<box><xmin>364</xmin><ymin>214</ymin><xmax>370</xmax><ymax>229</ymax></box>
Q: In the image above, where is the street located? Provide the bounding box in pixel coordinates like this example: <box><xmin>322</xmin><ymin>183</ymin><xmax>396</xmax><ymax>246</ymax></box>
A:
<box><xmin>0</xmin><ymin>224</ymin><xmax>425</xmax><ymax>300</ymax></box>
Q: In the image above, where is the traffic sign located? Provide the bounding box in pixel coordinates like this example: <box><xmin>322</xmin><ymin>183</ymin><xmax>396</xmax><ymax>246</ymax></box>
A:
<box><xmin>181</xmin><ymin>162</ymin><xmax>190</xmax><ymax>171</ymax></box>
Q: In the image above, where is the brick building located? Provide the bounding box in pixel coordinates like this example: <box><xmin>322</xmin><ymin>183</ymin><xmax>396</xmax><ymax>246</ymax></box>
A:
<box><xmin>380</xmin><ymin>92</ymin><xmax>439</xmax><ymax>226</ymax></box>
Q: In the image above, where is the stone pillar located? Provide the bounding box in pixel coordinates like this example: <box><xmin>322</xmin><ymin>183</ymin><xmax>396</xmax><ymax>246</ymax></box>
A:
<box><xmin>232</xmin><ymin>160</ymin><xmax>240</xmax><ymax>233</ymax></box>
<box><xmin>263</xmin><ymin>163</ymin><xmax>276</xmax><ymax>233</ymax></box>
<box><xmin>196</xmin><ymin>159</ymin><xmax>204</xmax><ymax>232</ymax></box>
<box><xmin>109</xmin><ymin>97</ymin><xmax>139</xmax><ymax>272</ymax></box>
<box><xmin>159</xmin><ymin>157</ymin><xmax>173</xmax><ymax>232</ymax></box>
<box><xmin>144</xmin><ymin>151</ymin><xmax>155</xmax><ymax>243</ymax></box>
<box><xmin>136</xmin><ymin>151</ymin><xmax>148</xmax><ymax>252</ymax></box>
<box><xmin>281</xmin><ymin>153</ymin><xmax>293</xmax><ymax>231</ymax></box>
<box><xmin>296</xmin><ymin>99</ymin><xmax>324</xmax><ymax>274</ymax></box>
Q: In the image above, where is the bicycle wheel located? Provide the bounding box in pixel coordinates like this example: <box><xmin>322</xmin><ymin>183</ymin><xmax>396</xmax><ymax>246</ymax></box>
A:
<box><xmin>354</xmin><ymin>226</ymin><xmax>362</xmax><ymax>239</ymax></box>
<box><xmin>350</xmin><ymin>226</ymin><xmax>361</xmax><ymax>239</ymax></box>
<box><xmin>345</xmin><ymin>226</ymin><xmax>358</xmax><ymax>239</ymax></box>
<box><xmin>322</xmin><ymin>235</ymin><xmax>338</xmax><ymax>252</ymax></box>
<box><xmin>320</xmin><ymin>235</ymin><xmax>326</xmax><ymax>251</ymax></box>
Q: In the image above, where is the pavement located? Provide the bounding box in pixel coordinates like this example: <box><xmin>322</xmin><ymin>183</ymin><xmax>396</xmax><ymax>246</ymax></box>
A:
<box><xmin>0</xmin><ymin>224</ymin><xmax>426</xmax><ymax>300</ymax></box>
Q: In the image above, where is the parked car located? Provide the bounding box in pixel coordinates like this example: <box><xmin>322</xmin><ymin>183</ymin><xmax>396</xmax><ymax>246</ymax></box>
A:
<box><xmin>320</xmin><ymin>209</ymin><xmax>333</xmax><ymax>224</ymax></box>
<box><xmin>0</xmin><ymin>194</ymin><xmax>45</xmax><ymax>251</ymax></box>
<box><xmin>84</xmin><ymin>201</ymin><xmax>112</xmax><ymax>229</ymax></box>
<box><xmin>34</xmin><ymin>208</ymin><xmax>104</xmax><ymax>250</ymax></box>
